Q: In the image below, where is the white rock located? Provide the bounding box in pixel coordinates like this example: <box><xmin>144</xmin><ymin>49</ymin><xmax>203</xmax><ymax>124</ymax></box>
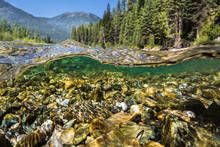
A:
<box><xmin>121</xmin><ymin>102</ymin><xmax>128</xmax><ymax>111</ymax></box>
<box><xmin>183</xmin><ymin>110</ymin><xmax>196</xmax><ymax>119</ymax></box>
<box><xmin>130</xmin><ymin>105</ymin><xmax>142</xmax><ymax>114</ymax></box>
<box><xmin>40</xmin><ymin>120</ymin><xmax>54</xmax><ymax>134</ymax></box>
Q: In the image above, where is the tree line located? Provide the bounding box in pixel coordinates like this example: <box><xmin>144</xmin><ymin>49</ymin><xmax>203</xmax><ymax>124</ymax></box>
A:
<box><xmin>71</xmin><ymin>0</ymin><xmax>220</xmax><ymax>49</ymax></box>
<box><xmin>0</xmin><ymin>18</ymin><xmax>52</xmax><ymax>43</ymax></box>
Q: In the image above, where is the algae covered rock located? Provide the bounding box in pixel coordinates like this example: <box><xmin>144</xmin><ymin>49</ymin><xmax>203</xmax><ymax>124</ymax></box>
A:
<box><xmin>1</xmin><ymin>114</ymin><xmax>20</xmax><ymax>128</ymax></box>
<box><xmin>15</xmin><ymin>120</ymin><xmax>54</xmax><ymax>147</ymax></box>
<box><xmin>72</xmin><ymin>123</ymin><xmax>89</xmax><ymax>145</ymax></box>
<box><xmin>161</xmin><ymin>114</ymin><xmax>220</xmax><ymax>147</ymax></box>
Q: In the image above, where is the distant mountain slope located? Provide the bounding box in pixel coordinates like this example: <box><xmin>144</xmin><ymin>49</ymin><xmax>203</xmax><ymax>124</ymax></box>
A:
<box><xmin>0</xmin><ymin>0</ymin><xmax>100</xmax><ymax>41</ymax></box>
<box><xmin>44</xmin><ymin>12</ymin><xmax>100</xmax><ymax>33</ymax></box>
<box><xmin>0</xmin><ymin>0</ymin><xmax>68</xmax><ymax>41</ymax></box>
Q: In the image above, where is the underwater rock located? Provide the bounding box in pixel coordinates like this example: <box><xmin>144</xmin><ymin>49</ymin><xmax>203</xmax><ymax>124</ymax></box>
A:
<box><xmin>183</xmin><ymin>110</ymin><xmax>196</xmax><ymax>119</ymax></box>
<box><xmin>88</xmin><ymin>129</ymin><xmax>141</xmax><ymax>147</ymax></box>
<box><xmin>15</xmin><ymin>120</ymin><xmax>53</xmax><ymax>147</ymax></box>
<box><xmin>143</xmin><ymin>87</ymin><xmax>157</xmax><ymax>98</ymax></box>
<box><xmin>45</xmin><ymin>127</ymin><xmax>63</xmax><ymax>147</ymax></box>
<box><xmin>64</xmin><ymin>101</ymin><xmax>112</xmax><ymax>123</ymax></box>
<box><xmin>0</xmin><ymin>89</ymin><xmax>7</xmax><ymax>96</ymax></box>
<box><xmin>115</xmin><ymin>102</ymin><xmax>128</xmax><ymax>112</ymax></box>
<box><xmin>72</xmin><ymin>123</ymin><xmax>89</xmax><ymax>145</ymax></box>
<box><xmin>161</xmin><ymin>114</ymin><xmax>220</xmax><ymax>147</ymax></box>
<box><xmin>1</xmin><ymin>114</ymin><xmax>20</xmax><ymax>128</ymax></box>
<box><xmin>163</xmin><ymin>87</ymin><xmax>177</xmax><ymax>99</ymax></box>
<box><xmin>89</xmin><ymin>112</ymin><xmax>160</xmax><ymax>146</ymax></box>
<box><xmin>119</xmin><ymin>121</ymin><xmax>160</xmax><ymax>144</ymax></box>
<box><xmin>177</xmin><ymin>98</ymin><xmax>206</xmax><ymax>116</ymax></box>
<box><xmin>141</xmin><ymin>97</ymin><xmax>157</xmax><ymax>108</ymax></box>
<box><xmin>143</xmin><ymin>141</ymin><xmax>164</xmax><ymax>147</ymax></box>
<box><xmin>63</xmin><ymin>119</ymin><xmax>76</xmax><ymax>129</ymax></box>
<box><xmin>157</xmin><ymin>109</ymin><xmax>191</xmax><ymax>122</ymax></box>
<box><xmin>202</xmin><ymin>89</ymin><xmax>219</xmax><ymax>99</ymax></box>
<box><xmin>89</xmin><ymin>118</ymin><xmax>109</xmax><ymax>138</ymax></box>
<box><xmin>130</xmin><ymin>104</ymin><xmax>155</xmax><ymax>123</ymax></box>
<box><xmin>0</xmin><ymin>129</ymin><xmax>11</xmax><ymax>147</ymax></box>
<box><xmin>59</xmin><ymin>127</ymin><xmax>75</xmax><ymax>145</ymax></box>
<box><xmin>63</xmin><ymin>78</ymin><xmax>74</xmax><ymax>90</ymax></box>
<box><xmin>203</xmin><ymin>99</ymin><xmax>220</xmax><ymax>126</ymax></box>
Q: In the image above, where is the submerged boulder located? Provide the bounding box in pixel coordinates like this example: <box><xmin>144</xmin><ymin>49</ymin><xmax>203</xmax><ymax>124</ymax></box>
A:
<box><xmin>0</xmin><ymin>129</ymin><xmax>11</xmax><ymax>147</ymax></box>
<box><xmin>15</xmin><ymin>120</ymin><xmax>54</xmax><ymax>147</ymax></box>
<box><xmin>161</xmin><ymin>114</ymin><xmax>220</xmax><ymax>147</ymax></box>
<box><xmin>203</xmin><ymin>98</ymin><xmax>220</xmax><ymax>126</ymax></box>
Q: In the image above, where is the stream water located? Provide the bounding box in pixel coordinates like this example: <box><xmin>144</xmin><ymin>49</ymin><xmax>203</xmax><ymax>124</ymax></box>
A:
<box><xmin>22</xmin><ymin>56</ymin><xmax>220</xmax><ymax>78</ymax></box>
<box><xmin>0</xmin><ymin>43</ymin><xmax>220</xmax><ymax>146</ymax></box>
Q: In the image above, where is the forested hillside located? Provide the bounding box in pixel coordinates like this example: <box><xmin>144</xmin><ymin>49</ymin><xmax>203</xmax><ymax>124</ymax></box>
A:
<box><xmin>0</xmin><ymin>19</ymin><xmax>52</xmax><ymax>43</ymax></box>
<box><xmin>71</xmin><ymin>0</ymin><xmax>220</xmax><ymax>49</ymax></box>
<box><xmin>0</xmin><ymin>0</ymin><xmax>100</xmax><ymax>42</ymax></box>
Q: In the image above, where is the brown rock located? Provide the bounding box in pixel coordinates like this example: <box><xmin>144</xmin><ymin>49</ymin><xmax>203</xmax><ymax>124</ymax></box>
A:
<box><xmin>144</xmin><ymin>141</ymin><xmax>164</xmax><ymax>147</ymax></box>
<box><xmin>59</xmin><ymin>128</ymin><xmax>75</xmax><ymax>145</ymax></box>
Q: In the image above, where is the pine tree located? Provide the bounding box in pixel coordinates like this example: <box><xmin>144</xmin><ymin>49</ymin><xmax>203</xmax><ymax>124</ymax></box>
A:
<box><xmin>34</xmin><ymin>28</ymin><xmax>40</xmax><ymax>40</ymax></box>
<box><xmin>71</xmin><ymin>26</ymin><xmax>77</xmax><ymax>41</ymax></box>
<box><xmin>121</xmin><ymin>0</ymin><xmax>126</xmax><ymax>14</ymax></box>
<box><xmin>112</xmin><ymin>0</ymin><xmax>123</xmax><ymax>44</ymax></box>
<box><xmin>102</xmin><ymin>3</ymin><xmax>114</xmax><ymax>46</ymax></box>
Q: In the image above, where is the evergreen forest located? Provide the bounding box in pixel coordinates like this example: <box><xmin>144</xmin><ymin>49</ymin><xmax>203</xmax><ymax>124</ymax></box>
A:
<box><xmin>0</xmin><ymin>19</ymin><xmax>52</xmax><ymax>43</ymax></box>
<box><xmin>71</xmin><ymin>0</ymin><xmax>220</xmax><ymax>49</ymax></box>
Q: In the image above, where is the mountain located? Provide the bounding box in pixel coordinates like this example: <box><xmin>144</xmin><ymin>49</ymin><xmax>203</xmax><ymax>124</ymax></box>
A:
<box><xmin>0</xmin><ymin>0</ymin><xmax>69</xmax><ymax>41</ymax></box>
<box><xmin>43</xmin><ymin>12</ymin><xmax>100</xmax><ymax>34</ymax></box>
<box><xmin>0</xmin><ymin>0</ymin><xmax>100</xmax><ymax>41</ymax></box>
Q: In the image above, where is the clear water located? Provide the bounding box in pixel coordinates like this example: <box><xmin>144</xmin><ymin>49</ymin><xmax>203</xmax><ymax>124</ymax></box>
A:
<box><xmin>22</xmin><ymin>56</ymin><xmax>220</xmax><ymax>78</ymax></box>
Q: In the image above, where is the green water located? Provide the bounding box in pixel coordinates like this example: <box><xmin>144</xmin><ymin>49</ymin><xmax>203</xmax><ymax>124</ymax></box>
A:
<box><xmin>22</xmin><ymin>56</ymin><xmax>220</xmax><ymax>78</ymax></box>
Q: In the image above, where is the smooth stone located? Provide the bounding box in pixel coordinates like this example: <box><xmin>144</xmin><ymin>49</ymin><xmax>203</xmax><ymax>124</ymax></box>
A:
<box><xmin>88</xmin><ymin>129</ymin><xmax>141</xmax><ymax>147</ymax></box>
<box><xmin>45</xmin><ymin>128</ymin><xmax>63</xmax><ymax>147</ymax></box>
<box><xmin>143</xmin><ymin>141</ymin><xmax>164</xmax><ymax>147</ymax></box>
<box><xmin>119</xmin><ymin>121</ymin><xmax>160</xmax><ymax>144</ymax></box>
<box><xmin>183</xmin><ymin>110</ymin><xmax>196</xmax><ymax>119</ymax></box>
<box><xmin>59</xmin><ymin>128</ymin><xmax>75</xmax><ymax>145</ymax></box>
<box><xmin>130</xmin><ymin>105</ymin><xmax>143</xmax><ymax>114</ymax></box>
<box><xmin>142</xmin><ymin>97</ymin><xmax>157</xmax><ymax>108</ymax></box>
<box><xmin>63</xmin><ymin>119</ymin><xmax>76</xmax><ymax>129</ymax></box>
<box><xmin>64</xmin><ymin>79</ymin><xmax>74</xmax><ymax>89</ymax></box>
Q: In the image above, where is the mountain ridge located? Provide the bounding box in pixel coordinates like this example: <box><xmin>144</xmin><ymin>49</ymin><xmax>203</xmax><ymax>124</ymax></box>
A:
<box><xmin>0</xmin><ymin>0</ymin><xmax>100</xmax><ymax>41</ymax></box>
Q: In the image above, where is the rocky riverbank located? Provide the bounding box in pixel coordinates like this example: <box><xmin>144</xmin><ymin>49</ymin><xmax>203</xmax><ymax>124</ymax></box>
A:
<box><xmin>0</xmin><ymin>69</ymin><xmax>220</xmax><ymax>146</ymax></box>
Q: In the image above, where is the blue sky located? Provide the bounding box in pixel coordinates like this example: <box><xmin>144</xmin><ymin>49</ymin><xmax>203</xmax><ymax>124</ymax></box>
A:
<box><xmin>5</xmin><ymin>0</ymin><xmax>118</xmax><ymax>18</ymax></box>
